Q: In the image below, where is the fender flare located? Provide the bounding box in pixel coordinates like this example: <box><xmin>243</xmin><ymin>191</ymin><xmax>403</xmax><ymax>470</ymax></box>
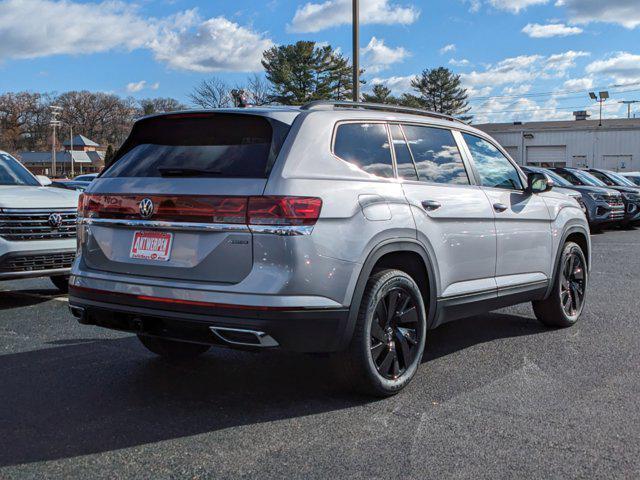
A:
<box><xmin>544</xmin><ymin>224</ymin><xmax>591</xmax><ymax>299</ymax></box>
<box><xmin>337</xmin><ymin>239</ymin><xmax>439</xmax><ymax>351</ymax></box>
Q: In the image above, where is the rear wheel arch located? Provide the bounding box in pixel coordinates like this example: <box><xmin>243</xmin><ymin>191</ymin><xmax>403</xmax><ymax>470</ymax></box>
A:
<box><xmin>339</xmin><ymin>240</ymin><xmax>438</xmax><ymax>351</ymax></box>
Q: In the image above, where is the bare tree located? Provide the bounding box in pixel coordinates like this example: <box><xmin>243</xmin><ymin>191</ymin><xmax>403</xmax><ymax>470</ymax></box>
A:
<box><xmin>189</xmin><ymin>77</ymin><xmax>231</xmax><ymax>108</ymax></box>
<box><xmin>138</xmin><ymin>97</ymin><xmax>187</xmax><ymax>116</ymax></box>
<box><xmin>0</xmin><ymin>92</ymin><xmax>52</xmax><ymax>153</ymax></box>
<box><xmin>246</xmin><ymin>74</ymin><xmax>271</xmax><ymax>106</ymax></box>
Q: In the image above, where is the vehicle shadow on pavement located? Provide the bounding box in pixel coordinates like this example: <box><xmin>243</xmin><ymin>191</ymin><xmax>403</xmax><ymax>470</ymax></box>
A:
<box><xmin>0</xmin><ymin>312</ymin><xmax>543</xmax><ymax>467</ymax></box>
<box><xmin>0</xmin><ymin>289</ymin><xmax>59</xmax><ymax>310</ymax></box>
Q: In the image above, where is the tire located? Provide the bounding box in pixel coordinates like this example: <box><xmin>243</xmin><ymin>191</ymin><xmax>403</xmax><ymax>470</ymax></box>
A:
<box><xmin>137</xmin><ymin>335</ymin><xmax>211</xmax><ymax>359</ymax></box>
<box><xmin>532</xmin><ymin>241</ymin><xmax>587</xmax><ymax>328</ymax></box>
<box><xmin>338</xmin><ymin>269</ymin><xmax>427</xmax><ymax>397</ymax></box>
<box><xmin>50</xmin><ymin>275</ymin><xmax>69</xmax><ymax>293</ymax></box>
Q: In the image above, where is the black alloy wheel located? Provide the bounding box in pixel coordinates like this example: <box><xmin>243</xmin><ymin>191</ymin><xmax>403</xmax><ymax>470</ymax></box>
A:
<box><xmin>369</xmin><ymin>287</ymin><xmax>421</xmax><ymax>380</ymax></box>
<box><xmin>560</xmin><ymin>249</ymin><xmax>586</xmax><ymax>317</ymax></box>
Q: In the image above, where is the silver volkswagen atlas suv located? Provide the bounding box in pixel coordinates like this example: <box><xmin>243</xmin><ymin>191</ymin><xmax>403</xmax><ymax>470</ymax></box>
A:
<box><xmin>69</xmin><ymin>102</ymin><xmax>590</xmax><ymax>396</ymax></box>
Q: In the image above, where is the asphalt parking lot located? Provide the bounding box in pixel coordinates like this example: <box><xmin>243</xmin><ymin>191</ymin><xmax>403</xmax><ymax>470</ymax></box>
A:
<box><xmin>0</xmin><ymin>229</ymin><xmax>639</xmax><ymax>479</ymax></box>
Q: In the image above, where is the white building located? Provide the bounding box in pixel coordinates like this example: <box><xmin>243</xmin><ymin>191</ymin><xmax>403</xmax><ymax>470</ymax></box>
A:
<box><xmin>476</xmin><ymin>117</ymin><xmax>640</xmax><ymax>172</ymax></box>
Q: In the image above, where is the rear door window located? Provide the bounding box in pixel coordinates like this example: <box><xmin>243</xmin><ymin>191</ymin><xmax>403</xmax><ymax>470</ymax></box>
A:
<box><xmin>333</xmin><ymin>123</ymin><xmax>394</xmax><ymax>178</ymax></box>
<box><xmin>402</xmin><ymin>125</ymin><xmax>470</xmax><ymax>185</ymax></box>
<box><xmin>103</xmin><ymin>114</ymin><xmax>284</xmax><ymax>178</ymax></box>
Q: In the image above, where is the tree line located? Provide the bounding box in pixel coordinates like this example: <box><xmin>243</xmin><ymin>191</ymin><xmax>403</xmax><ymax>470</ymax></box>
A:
<box><xmin>0</xmin><ymin>41</ymin><xmax>470</xmax><ymax>155</ymax></box>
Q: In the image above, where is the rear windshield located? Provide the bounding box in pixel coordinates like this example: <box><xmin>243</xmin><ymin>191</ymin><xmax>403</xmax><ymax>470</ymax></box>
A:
<box><xmin>103</xmin><ymin>113</ymin><xmax>287</xmax><ymax>179</ymax></box>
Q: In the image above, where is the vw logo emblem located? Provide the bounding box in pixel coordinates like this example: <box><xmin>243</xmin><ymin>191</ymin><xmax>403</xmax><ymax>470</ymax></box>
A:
<box><xmin>48</xmin><ymin>213</ymin><xmax>63</xmax><ymax>229</ymax></box>
<box><xmin>139</xmin><ymin>198</ymin><xmax>154</xmax><ymax>219</ymax></box>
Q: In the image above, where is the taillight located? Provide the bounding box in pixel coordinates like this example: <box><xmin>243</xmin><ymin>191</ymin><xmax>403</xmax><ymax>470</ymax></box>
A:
<box><xmin>79</xmin><ymin>195</ymin><xmax>322</xmax><ymax>227</ymax></box>
<box><xmin>77</xmin><ymin>193</ymin><xmax>85</xmax><ymax>216</ymax></box>
<box><xmin>247</xmin><ymin>196</ymin><xmax>322</xmax><ymax>226</ymax></box>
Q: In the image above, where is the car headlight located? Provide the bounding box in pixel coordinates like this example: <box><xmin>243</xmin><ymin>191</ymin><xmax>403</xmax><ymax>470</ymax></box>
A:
<box><xmin>622</xmin><ymin>192</ymin><xmax>640</xmax><ymax>202</ymax></box>
<box><xmin>588</xmin><ymin>193</ymin><xmax>606</xmax><ymax>201</ymax></box>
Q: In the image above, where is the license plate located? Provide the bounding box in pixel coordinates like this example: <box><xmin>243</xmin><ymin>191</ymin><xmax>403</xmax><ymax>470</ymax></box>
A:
<box><xmin>130</xmin><ymin>231</ymin><xmax>173</xmax><ymax>261</ymax></box>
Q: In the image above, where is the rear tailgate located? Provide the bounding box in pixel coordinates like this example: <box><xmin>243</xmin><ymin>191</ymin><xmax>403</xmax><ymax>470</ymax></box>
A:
<box><xmin>80</xmin><ymin>112</ymin><xmax>290</xmax><ymax>284</ymax></box>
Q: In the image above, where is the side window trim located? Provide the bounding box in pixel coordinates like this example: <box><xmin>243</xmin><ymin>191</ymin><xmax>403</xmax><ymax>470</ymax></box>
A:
<box><xmin>452</xmin><ymin>129</ymin><xmax>480</xmax><ymax>187</ymax></box>
<box><xmin>389</xmin><ymin>122</ymin><xmax>418</xmax><ymax>181</ymax></box>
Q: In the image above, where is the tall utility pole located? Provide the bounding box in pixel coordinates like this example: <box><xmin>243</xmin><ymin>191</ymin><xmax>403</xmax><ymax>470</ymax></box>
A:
<box><xmin>352</xmin><ymin>0</ymin><xmax>359</xmax><ymax>102</ymax></box>
<box><xmin>619</xmin><ymin>100</ymin><xmax>640</xmax><ymax>119</ymax></box>
<box><xmin>69</xmin><ymin>125</ymin><xmax>74</xmax><ymax>178</ymax></box>
<box><xmin>49</xmin><ymin>105</ymin><xmax>62</xmax><ymax>177</ymax></box>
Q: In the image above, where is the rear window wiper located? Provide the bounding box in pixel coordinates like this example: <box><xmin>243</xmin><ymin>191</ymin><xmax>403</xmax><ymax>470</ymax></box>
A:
<box><xmin>158</xmin><ymin>167</ymin><xmax>223</xmax><ymax>177</ymax></box>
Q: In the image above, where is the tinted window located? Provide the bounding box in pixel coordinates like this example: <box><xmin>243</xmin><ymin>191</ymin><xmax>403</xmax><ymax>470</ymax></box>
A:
<box><xmin>463</xmin><ymin>134</ymin><xmax>522</xmax><ymax>190</ymax></box>
<box><xmin>402</xmin><ymin>125</ymin><xmax>469</xmax><ymax>185</ymax></box>
<box><xmin>334</xmin><ymin>123</ymin><xmax>393</xmax><ymax>178</ymax></box>
<box><xmin>568</xmin><ymin>169</ymin><xmax>607</xmax><ymax>187</ymax></box>
<box><xmin>0</xmin><ymin>153</ymin><xmax>39</xmax><ymax>186</ymax></box>
<box><xmin>589</xmin><ymin>171</ymin><xmax>615</xmax><ymax>186</ymax></box>
<box><xmin>390</xmin><ymin>124</ymin><xmax>418</xmax><ymax>181</ymax></box>
<box><xmin>104</xmin><ymin>114</ymin><xmax>281</xmax><ymax>178</ymax></box>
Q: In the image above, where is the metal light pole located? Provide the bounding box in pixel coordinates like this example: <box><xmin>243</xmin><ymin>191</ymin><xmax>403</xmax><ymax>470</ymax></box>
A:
<box><xmin>49</xmin><ymin>105</ymin><xmax>62</xmax><ymax>177</ymax></box>
<box><xmin>69</xmin><ymin>125</ymin><xmax>74</xmax><ymax>178</ymax></box>
<box><xmin>589</xmin><ymin>91</ymin><xmax>609</xmax><ymax>127</ymax></box>
<box><xmin>352</xmin><ymin>0</ymin><xmax>359</xmax><ymax>102</ymax></box>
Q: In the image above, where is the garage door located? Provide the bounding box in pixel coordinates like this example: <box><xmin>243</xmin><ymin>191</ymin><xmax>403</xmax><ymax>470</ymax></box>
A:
<box><xmin>526</xmin><ymin>146</ymin><xmax>567</xmax><ymax>166</ymax></box>
<box><xmin>602</xmin><ymin>155</ymin><xmax>633</xmax><ymax>171</ymax></box>
<box><xmin>504</xmin><ymin>146</ymin><xmax>519</xmax><ymax>163</ymax></box>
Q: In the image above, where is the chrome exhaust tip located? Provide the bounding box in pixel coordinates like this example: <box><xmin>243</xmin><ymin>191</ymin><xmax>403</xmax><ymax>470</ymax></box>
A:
<box><xmin>69</xmin><ymin>305</ymin><xmax>85</xmax><ymax>319</ymax></box>
<box><xmin>210</xmin><ymin>326</ymin><xmax>279</xmax><ymax>348</ymax></box>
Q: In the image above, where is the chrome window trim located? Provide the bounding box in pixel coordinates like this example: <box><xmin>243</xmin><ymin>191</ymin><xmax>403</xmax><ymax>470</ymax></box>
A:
<box><xmin>80</xmin><ymin>217</ymin><xmax>314</xmax><ymax>236</ymax></box>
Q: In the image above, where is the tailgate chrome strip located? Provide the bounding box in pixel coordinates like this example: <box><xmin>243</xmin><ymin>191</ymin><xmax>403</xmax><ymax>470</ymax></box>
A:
<box><xmin>80</xmin><ymin>218</ymin><xmax>314</xmax><ymax>235</ymax></box>
<box><xmin>80</xmin><ymin>217</ymin><xmax>249</xmax><ymax>233</ymax></box>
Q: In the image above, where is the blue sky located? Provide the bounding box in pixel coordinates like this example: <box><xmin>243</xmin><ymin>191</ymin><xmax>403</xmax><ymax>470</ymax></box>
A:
<box><xmin>1</xmin><ymin>0</ymin><xmax>639</xmax><ymax>122</ymax></box>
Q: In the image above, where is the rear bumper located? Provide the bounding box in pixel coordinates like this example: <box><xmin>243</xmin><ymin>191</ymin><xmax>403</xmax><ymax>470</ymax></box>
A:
<box><xmin>69</xmin><ymin>286</ymin><xmax>350</xmax><ymax>353</ymax></box>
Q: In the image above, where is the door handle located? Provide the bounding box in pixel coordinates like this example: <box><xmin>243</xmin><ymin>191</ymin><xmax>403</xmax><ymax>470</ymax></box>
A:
<box><xmin>493</xmin><ymin>203</ymin><xmax>508</xmax><ymax>212</ymax></box>
<box><xmin>422</xmin><ymin>200</ymin><xmax>442</xmax><ymax>211</ymax></box>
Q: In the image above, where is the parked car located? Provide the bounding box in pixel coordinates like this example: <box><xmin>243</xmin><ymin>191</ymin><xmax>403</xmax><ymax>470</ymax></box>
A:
<box><xmin>620</xmin><ymin>172</ymin><xmax>640</xmax><ymax>186</ymax></box>
<box><xmin>586</xmin><ymin>168</ymin><xmax>640</xmax><ymax>224</ymax></box>
<box><xmin>68</xmin><ymin>103</ymin><xmax>590</xmax><ymax>396</ymax></box>
<box><xmin>551</xmin><ymin>167</ymin><xmax>630</xmax><ymax>229</ymax></box>
<box><xmin>73</xmin><ymin>173</ymin><xmax>98</xmax><ymax>182</ymax></box>
<box><xmin>50</xmin><ymin>179</ymin><xmax>91</xmax><ymax>192</ymax></box>
<box><xmin>523</xmin><ymin>166</ymin><xmax>623</xmax><ymax>230</ymax></box>
<box><xmin>0</xmin><ymin>151</ymin><xmax>79</xmax><ymax>291</ymax></box>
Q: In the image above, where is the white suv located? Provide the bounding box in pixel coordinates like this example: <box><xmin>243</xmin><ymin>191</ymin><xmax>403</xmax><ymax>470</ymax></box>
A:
<box><xmin>0</xmin><ymin>151</ymin><xmax>79</xmax><ymax>291</ymax></box>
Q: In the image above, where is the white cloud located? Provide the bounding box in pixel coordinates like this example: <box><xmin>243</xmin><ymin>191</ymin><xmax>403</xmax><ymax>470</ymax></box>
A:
<box><xmin>440</xmin><ymin>44</ymin><xmax>456</xmax><ymax>55</ymax></box>
<box><xmin>466</xmin><ymin>0</ymin><xmax>549</xmax><ymax>14</ymax></box>
<box><xmin>0</xmin><ymin>0</ymin><xmax>154</xmax><ymax>60</ymax></box>
<box><xmin>461</xmin><ymin>51</ymin><xmax>588</xmax><ymax>89</ymax></box>
<box><xmin>502</xmin><ymin>84</ymin><xmax>532</xmax><ymax>95</ymax></box>
<box><xmin>585</xmin><ymin>52</ymin><xmax>640</xmax><ymax>83</ymax></box>
<box><xmin>288</xmin><ymin>0</ymin><xmax>419</xmax><ymax>33</ymax></box>
<box><xmin>0</xmin><ymin>1</ymin><xmax>273</xmax><ymax>73</ymax></box>
<box><xmin>449</xmin><ymin>58</ymin><xmax>471</xmax><ymax>67</ymax></box>
<box><xmin>361</xmin><ymin>37</ymin><xmax>408</xmax><ymax>74</ymax></box>
<box><xmin>544</xmin><ymin>50</ymin><xmax>590</xmax><ymax>76</ymax></box>
<box><xmin>369</xmin><ymin>75</ymin><xmax>415</xmax><ymax>94</ymax></box>
<box><xmin>150</xmin><ymin>82</ymin><xmax>160</xmax><ymax>91</ymax></box>
<box><xmin>563</xmin><ymin>78</ymin><xmax>594</xmax><ymax>90</ymax></box>
<box><xmin>150</xmin><ymin>14</ymin><xmax>273</xmax><ymax>72</ymax></box>
<box><xmin>126</xmin><ymin>81</ymin><xmax>147</xmax><ymax>93</ymax></box>
<box><xmin>522</xmin><ymin>23</ymin><xmax>583</xmax><ymax>38</ymax></box>
<box><xmin>558</xmin><ymin>0</ymin><xmax>640</xmax><ymax>29</ymax></box>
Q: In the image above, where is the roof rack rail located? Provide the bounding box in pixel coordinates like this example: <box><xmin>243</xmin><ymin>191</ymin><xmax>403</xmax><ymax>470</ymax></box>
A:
<box><xmin>300</xmin><ymin>100</ymin><xmax>467</xmax><ymax>124</ymax></box>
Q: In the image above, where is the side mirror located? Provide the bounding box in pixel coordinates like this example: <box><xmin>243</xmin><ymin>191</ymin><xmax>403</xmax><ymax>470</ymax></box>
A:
<box><xmin>36</xmin><ymin>175</ymin><xmax>52</xmax><ymax>186</ymax></box>
<box><xmin>527</xmin><ymin>172</ymin><xmax>553</xmax><ymax>194</ymax></box>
